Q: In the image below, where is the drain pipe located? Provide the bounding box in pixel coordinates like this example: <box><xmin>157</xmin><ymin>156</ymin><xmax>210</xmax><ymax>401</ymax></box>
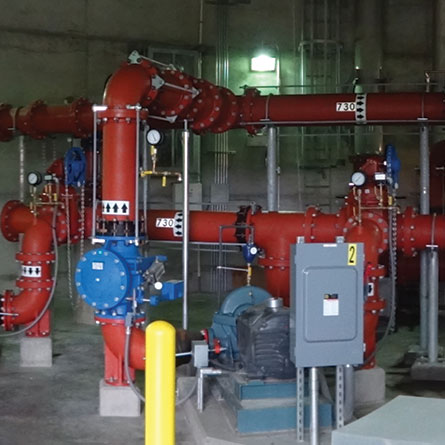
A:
<box><xmin>419</xmin><ymin>121</ymin><xmax>430</xmax><ymax>352</ymax></box>
<box><xmin>267</xmin><ymin>126</ymin><xmax>278</xmax><ymax>211</ymax></box>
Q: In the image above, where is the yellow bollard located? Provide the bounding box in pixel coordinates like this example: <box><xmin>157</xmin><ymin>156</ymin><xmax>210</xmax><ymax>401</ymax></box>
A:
<box><xmin>145</xmin><ymin>320</ymin><xmax>176</xmax><ymax>445</ymax></box>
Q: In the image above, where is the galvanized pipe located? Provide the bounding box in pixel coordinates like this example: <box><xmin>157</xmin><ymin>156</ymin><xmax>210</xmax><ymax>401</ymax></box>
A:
<box><xmin>428</xmin><ymin>246</ymin><xmax>439</xmax><ymax>363</ymax></box>
<box><xmin>420</xmin><ymin>122</ymin><xmax>430</xmax><ymax>351</ymax></box>
<box><xmin>420</xmin><ymin>251</ymin><xmax>429</xmax><ymax>350</ymax></box>
<box><xmin>182</xmin><ymin>124</ymin><xmax>190</xmax><ymax>330</ymax></box>
<box><xmin>343</xmin><ymin>364</ymin><xmax>355</xmax><ymax>423</ymax></box>
<box><xmin>18</xmin><ymin>135</ymin><xmax>25</xmax><ymax>202</ymax></box>
<box><xmin>310</xmin><ymin>367</ymin><xmax>319</xmax><ymax>445</ymax></box>
<box><xmin>267</xmin><ymin>126</ymin><xmax>278</xmax><ymax>211</ymax></box>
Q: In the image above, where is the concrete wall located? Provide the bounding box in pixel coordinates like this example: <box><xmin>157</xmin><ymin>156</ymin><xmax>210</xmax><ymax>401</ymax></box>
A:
<box><xmin>0</xmin><ymin>0</ymin><xmax>439</xmax><ymax>288</ymax></box>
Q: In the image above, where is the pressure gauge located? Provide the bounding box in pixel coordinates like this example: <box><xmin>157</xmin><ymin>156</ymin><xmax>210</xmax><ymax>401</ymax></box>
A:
<box><xmin>351</xmin><ymin>171</ymin><xmax>366</xmax><ymax>187</ymax></box>
<box><xmin>27</xmin><ymin>171</ymin><xmax>42</xmax><ymax>187</ymax></box>
<box><xmin>146</xmin><ymin>129</ymin><xmax>164</xmax><ymax>146</ymax></box>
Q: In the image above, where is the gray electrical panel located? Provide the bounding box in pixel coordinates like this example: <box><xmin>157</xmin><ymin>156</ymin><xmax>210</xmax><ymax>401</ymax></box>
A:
<box><xmin>290</xmin><ymin>242</ymin><xmax>364</xmax><ymax>367</ymax></box>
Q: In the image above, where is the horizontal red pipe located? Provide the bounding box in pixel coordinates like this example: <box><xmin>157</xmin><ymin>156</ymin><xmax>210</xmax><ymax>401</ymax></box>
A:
<box><xmin>0</xmin><ymin>99</ymin><xmax>93</xmax><ymax>142</ymax></box>
<box><xmin>239</xmin><ymin>92</ymin><xmax>445</xmax><ymax>126</ymax></box>
<box><xmin>2</xmin><ymin>91</ymin><xmax>445</xmax><ymax>143</ymax></box>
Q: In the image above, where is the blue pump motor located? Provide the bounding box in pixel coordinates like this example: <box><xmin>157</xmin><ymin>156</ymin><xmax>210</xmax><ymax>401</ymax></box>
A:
<box><xmin>208</xmin><ymin>285</ymin><xmax>272</xmax><ymax>362</ymax></box>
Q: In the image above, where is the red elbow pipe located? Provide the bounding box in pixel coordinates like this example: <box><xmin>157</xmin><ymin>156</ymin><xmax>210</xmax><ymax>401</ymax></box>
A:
<box><xmin>101</xmin><ymin>324</ymin><xmax>146</xmax><ymax>371</ymax></box>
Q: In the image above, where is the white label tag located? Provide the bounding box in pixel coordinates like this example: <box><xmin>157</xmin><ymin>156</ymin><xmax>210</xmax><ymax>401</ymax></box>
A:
<box><xmin>336</xmin><ymin>102</ymin><xmax>356</xmax><ymax>112</ymax></box>
<box><xmin>155</xmin><ymin>218</ymin><xmax>175</xmax><ymax>228</ymax></box>
<box><xmin>92</xmin><ymin>262</ymin><xmax>104</xmax><ymax>270</ymax></box>
<box><xmin>323</xmin><ymin>296</ymin><xmax>339</xmax><ymax>316</ymax></box>
<box><xmin>102</xmin><ymin>200</ymin><xmax>130</xmax><ymax>216</ymax></box>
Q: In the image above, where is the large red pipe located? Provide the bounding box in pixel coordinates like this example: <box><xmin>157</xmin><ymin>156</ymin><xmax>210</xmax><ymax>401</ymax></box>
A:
<box><xmin>0</xmin><ymin>99</ymin><xmax>93</xmax><ymax>142</ymax></box>
<box><xmin>0</xmin><ymin>181</ymin><xmax>86</xmax><ymax>332</ymax></box>
<box><xmin>238</xmin><ymin>92</ymin><xmax>445</xmax><ymax>129</ymax></box>
<box><xmin>0</xmin><ymin>203</ymin><xmax>53</xmax><ymax>329</ymax></box>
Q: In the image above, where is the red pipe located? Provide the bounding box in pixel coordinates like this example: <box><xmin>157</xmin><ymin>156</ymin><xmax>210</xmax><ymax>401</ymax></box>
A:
<box><xmin>0</xmin><ymin>181</ymin><xmax>87</xmax><ymax>332</ymax></box>
<box><xmin>0</xmin><ymin>98</ymin><xmax>93</xmax><ymax>142</ymax></box>
<box><xmin>237</xmin><ymin>92</ymin><xmax>445</xmax><ymax>130</ymax></box>
<box><xmin>1</xmin><ymin>204</ymin><xmax>54</xmax><ymax>330</ymax></box>
<box><xmin>101</xmin><ymin>324</ymin><xmax>145</xmax><ymax>371</ymax></box>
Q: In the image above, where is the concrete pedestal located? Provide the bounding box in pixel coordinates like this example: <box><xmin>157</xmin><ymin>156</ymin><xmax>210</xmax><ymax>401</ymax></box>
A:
<box><xmin>20</xmin><ymin>337</ymin><xmax>52</xmax><ymax>367</ymax></box>
<box><xmin>99</xmin><ymin>379</ymin><xmax>141</xmax><ymax>417</ymax></box>
<box><xmin>411</xmin><ymin>358</ymin><xmax>445</xmax><ymax>381</ymax></box>
<box><xmin>354</xmin><ymin>367</ymin><xmax>385</xmax><ymax>414</ymax></box>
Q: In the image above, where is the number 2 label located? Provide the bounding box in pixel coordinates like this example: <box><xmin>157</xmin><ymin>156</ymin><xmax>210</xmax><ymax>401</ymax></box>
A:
<box><xmin>348</xmin><ymin>244</ymin><xmax>357</xmax><ymax>266</ymax></box>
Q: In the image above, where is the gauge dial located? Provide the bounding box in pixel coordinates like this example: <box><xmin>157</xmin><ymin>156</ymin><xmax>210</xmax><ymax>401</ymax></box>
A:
<box><xmin>146</xmin><ymin>129</ymin><xmax>163</xmax><ymax>146</ymax></box>
<box><xmin>27</xmin><ymin>171</ymin><xmax>42</xmax><ymax>186</ymax></box>
<box><xmin>351</xmin><ymin>171</ymin><xmax>366</xmax><ymax>187</ymax></box>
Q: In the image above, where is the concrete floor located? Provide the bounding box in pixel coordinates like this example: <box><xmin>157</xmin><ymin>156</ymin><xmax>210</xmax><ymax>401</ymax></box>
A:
<box><xmin>1</xmin><ymin>274</ymin><xmax>445</xmax><ymax>444</ymax></box>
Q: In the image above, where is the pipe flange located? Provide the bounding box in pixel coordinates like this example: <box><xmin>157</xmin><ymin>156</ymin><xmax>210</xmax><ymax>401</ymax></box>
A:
<box><xmin>0</xmin><ymin>103</ymin><xmax>13</xmax><ymax>142</ymax></box>
<box><xmin>258</xmin><ymin>257</ymin><xmax>289</xmax><ymax>269</ymax></box>
<box><xmin>16</xmin><ymin>278</ymin><xmax>53</xmax><ymax>290</ymax></box>
<box><xmin>16</xmin><ymin>251</ymin><xmax>55</xmax><ymax>263</ymax></box>
<box><xmin>19</xmin><ymin>100</ymin><xmax>47</xmax><ymax>139</ymax></box>
<box><xmin>2</xmin><ymin>289</ymin><xmax>15</xmax><ymax>331</ymax></box>
<box><xmin>239</xmin><ymin>88</ymin><xmax>261</xmax><ymax>135</ymax></box>
<box><xmin>99</xmin><ymin>107</ymin><xmax>147</xmax><ymax>122</ymax></box>
<box><xmin>70</xmin><ymin>97</ymin><xmax>93</xmax><ymax>138</ymax></box>
<box><xmin>150</xmin><ymin>69</ymin><xmax>195</xmax><ymax>118</ymax></box>
<box><xmin>211</xmin><ymin>88</ymin><xmax>239</xmax><ymax>133</ymax></box>
<box><xmin>95</xmin><ymin>315</ymin><xmax>145</xmax><ymax>325</ymax></box>
<box><xmin>186</xmin><ymin>79</ymin><xmax>223</xmax><ymax>132</ymax></box>
<box><xmin>400</xmin><ymin>207</ymin><xmax>417</xmax><ymax>257</ymax></box>
<box><xmin>343</xmin><ymin>211</ymin><xmax>389</xmax><ymax>252</ymax></box>
<box><xmin>303</xmin><ymin>206</ymin><xmax>319</xmax><ymax>242</ymax></box>
<box><xmin>1</xmin><ymin>200</ymin><xmax>24</xmax><ymax>242</ymax></box>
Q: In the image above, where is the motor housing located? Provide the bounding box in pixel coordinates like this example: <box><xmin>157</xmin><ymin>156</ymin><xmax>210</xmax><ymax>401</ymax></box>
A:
<box><xmin>237</xmin><ymin>298</ymin><xmax>295</xmax><ymax>379</ymax></box>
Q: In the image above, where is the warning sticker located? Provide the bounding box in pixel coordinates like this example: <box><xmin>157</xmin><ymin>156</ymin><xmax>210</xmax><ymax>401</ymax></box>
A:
<box><xmin>323</xmin><ymin>293</ymin><xmax>339</xmax><ymax>317</ymax></box>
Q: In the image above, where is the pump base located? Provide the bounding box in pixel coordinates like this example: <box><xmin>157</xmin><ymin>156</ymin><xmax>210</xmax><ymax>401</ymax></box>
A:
<box><xmin>20</xmin><ymin>337</ymin><xmax>52</xmax><ymax>367</ymax></box>
<box><xmin>354</xmin><ymin>367</ymin><xmax>386</xmax><ymax>415</ymax></box>
<box><xmin>99</xmin><ymin>379</ymin><xmax>141</xmax><ymax>417</ymax></box>
<box><xmin>411</xmin><ymin>358</ymin><xmax>445</xmax><ymax>381</ymax></box>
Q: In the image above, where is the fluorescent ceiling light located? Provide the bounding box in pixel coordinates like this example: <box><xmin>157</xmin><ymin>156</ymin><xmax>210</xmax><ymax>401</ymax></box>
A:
<box><xmin>251</xmin><ymin>54</ymin><xmax>277</xmax><ymax>72</ymax></box>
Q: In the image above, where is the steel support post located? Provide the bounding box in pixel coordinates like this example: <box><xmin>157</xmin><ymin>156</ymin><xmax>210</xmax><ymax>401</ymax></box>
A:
<box><xmin>428</xmin><ymin>246</ymin><xmax>439</xmax><ymax>363</ymax></box>
<box><xmin>267</xmin><ymin>126</ymin><xmax>278</xmax><ymax>211</ymax></box>
<box><xmin>335</xmin><ymin>365</ymin><xmax>345</xmax><ymax>429</ymax></box>
<box><xmin>296</xmin><ymin>367</ymin><xmax>305</xmax><ymax>443</ymax></box>
<box><xmin>182</xmin><ymin>124</ymin><xmax>191</xmax><ymax>330</ymax></box>
<box><xmin>343</xmin><ymin>364</ymin><xmax>355</xmax><ymax>423</ymax></box>
<box><xmin>310</xmin><ymin>367</ymin><xmax>319</xmax><ymax>445</ymax></box>
<box><xmin>420</xmin><ymin>122</ymin><xmax>430</xmax><ymax>351</ymax></box>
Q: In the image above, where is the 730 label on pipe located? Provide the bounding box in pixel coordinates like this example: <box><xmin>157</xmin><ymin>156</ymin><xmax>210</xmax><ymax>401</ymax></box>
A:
<box><xmin>155</xmin><ymin>218</ymin><xmax>175</xmax><ymax>228</ymax></box>
<box><xmin>336</xmin><ymin>102</ymin><xmax>356</xmax><ymax>112</ymax></box>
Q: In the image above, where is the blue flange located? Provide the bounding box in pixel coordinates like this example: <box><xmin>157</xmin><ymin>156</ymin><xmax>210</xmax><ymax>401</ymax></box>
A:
<box><xmin>75</xmin><ymin>248</ymin><xmax>130</xmax><ymax>310</ymax></box>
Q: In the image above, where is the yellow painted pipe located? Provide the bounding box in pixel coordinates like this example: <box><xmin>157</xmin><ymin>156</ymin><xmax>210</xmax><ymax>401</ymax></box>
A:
<box><xmin>145</xmin><ymin>320</ymin><xmax>176</xmax><ymax>445</ymax></box>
